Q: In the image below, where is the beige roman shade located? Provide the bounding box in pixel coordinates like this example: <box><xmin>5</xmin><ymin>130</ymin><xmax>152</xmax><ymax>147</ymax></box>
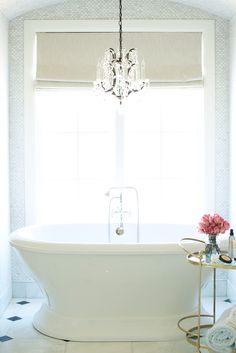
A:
<box><xmin>36</xmin><ymin>32</ymin><xmax>203</xmax><ymax>87</ymax></box>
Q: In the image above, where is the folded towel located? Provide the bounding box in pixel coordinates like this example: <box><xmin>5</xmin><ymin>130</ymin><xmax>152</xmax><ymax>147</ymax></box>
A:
<box><xmin>226</xmin><ymin>305</ymin><xmax>236</xmax><ymax>329</ymax></box>
<box><xmin>206</xmin><ymin>308</ymin><xmax>236</xmax><ymax>353</ymax></box>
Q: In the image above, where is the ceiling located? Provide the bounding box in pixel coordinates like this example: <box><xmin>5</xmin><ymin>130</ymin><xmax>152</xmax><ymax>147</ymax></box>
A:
<box><xmin>0</xmin><ymin>0</ymin><xmax>235</xmax><ymax>19</ymax></box>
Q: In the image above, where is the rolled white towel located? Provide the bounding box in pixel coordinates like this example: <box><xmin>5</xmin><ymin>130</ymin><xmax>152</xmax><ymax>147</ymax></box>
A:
<box><xmin>206</xmin><ymin>308</ymin><xmax>236</xmax><ymax>353</ymax></box>
<box><xmin>226</xmin><ymin>305</ymin><xmax>236</xmax><ymax>329</ymax></box>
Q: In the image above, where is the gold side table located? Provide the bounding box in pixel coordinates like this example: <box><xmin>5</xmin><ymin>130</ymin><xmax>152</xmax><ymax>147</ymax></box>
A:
<box><xmin>178</xmin><ymin>239</ymin><xmax>236</xmax><ymax>353</ymax></box>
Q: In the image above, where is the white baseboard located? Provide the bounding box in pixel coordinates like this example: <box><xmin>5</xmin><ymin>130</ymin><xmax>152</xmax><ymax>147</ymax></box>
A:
<box><xmin>0</xmin><ymin>286</ymin><xmax>11</xmax><ymax>316</ymax></box>
<box><xmin>202</xmin><ymin>279</ymin><xmax>227</xmax><ymax>297</ymax></box>
<box><xmin>13</xmin><ymin>281</ymin><xmax>44</xmax><ymax>298</ymax></box>
<box><xmin>227</xmin><ymin>279</ymin><xmax>236</xmax><ymax>301</ymax></box>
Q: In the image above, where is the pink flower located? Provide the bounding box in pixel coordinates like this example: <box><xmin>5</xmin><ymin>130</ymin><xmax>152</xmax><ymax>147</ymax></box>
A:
<box><xmin>198</xmin><ymin>213</ymin><xmax>230</xmax><ymax>236</ymax></box>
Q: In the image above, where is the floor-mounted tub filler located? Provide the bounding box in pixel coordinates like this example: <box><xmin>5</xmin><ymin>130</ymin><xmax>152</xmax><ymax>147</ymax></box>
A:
<box><xmin>10</xmin><ymin>224</ymin><xmax>209</xmax><ymax>342</ymax></box>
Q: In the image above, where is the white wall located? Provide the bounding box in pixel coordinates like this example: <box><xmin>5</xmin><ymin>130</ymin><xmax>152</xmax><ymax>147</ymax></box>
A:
<box><xmin>228</xmin><ymin>15</ymin><xmax>236</xmax><ymax>299</ymax></box>
<box><xmin>230</xmin><ymin>16</ymin><xmax>236</xmax><ymax>223</ymax></box>
<box><xmin>0</xmin><ymin>11</ymin><xmax>11</xmax><ymax>313</ymax></box>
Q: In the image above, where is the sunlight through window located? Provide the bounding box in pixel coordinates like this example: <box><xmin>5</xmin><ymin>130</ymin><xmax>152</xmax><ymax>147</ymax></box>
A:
<box><xmin>35</xmin><ymin>87</ymin><xmax>204</xmax><ymax>225</ymax></box>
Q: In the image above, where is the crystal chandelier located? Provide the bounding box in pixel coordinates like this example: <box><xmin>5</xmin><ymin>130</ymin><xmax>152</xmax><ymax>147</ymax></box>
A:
<box><xmin>94</xmin><ymin>0</ymin><xmax>149</xmax><ymax>103</ymax></box>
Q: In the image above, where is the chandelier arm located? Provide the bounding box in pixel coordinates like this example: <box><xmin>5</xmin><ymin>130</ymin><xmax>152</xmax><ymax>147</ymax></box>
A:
<box><xmin>125</xmin><ymin>51</ymin><xmax>130</xmax><ymax>60</ymax></box>
<box><xmin>128</xmin><ymin>63</ymin><xmax>136</xmax><ymax>74</ymax></box>
<box><xmin>127</xmin><ymin>48</ymin><xmax>136</xmax><ymax>55</ymax></box>
<box><xmin>125</xmin><ymin>53</ymin><xmax>132</xmax><ymax>65</ymax></box>
<box><xmin>101</xmin><ymin>77</ymin><xmax>115</xmax><ymax>92</ymax></box>
<box><xmin>132</xmin><ymin>84</ymin><xmax>145</xmax><ymax>93</ymax></box>
<box><xmin>112</xmin><ymin>67</ymin><xmax>116</xmax><ymax>77</ymax></box>
<box><xmin>102</xmin><ymin>85</ymin><xmax>114</xmax><ymax>93</ymax></box>
<box><xmin>106</xmin><ymin>62</ymin><xmax>116</xmax><ymax>75</ymax></box>
<box><xmin>100</xmin><ymin>71</ymin><xmax>116</xmax><ymax>93</ymax></box>
<box><xmin>107</xmin><ymin>48</ymin><xmax>116</xmax><ymax>60</ymax></box>
<box><xmin>126</xmin><ymin>48</ymin><xmax>136</xmax><ymax>62</ymax></box>
<box><xmin>113</xmin><ymin>95</ymin><xmax>123</xmax><ymax>105</ymax></box>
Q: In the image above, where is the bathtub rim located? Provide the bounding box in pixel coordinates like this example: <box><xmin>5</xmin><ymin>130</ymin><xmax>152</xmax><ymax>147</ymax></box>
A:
<box><xmin>9</xmin><ymin>224</ymin><xmax>201</xmax><ymax>255</ymax></box>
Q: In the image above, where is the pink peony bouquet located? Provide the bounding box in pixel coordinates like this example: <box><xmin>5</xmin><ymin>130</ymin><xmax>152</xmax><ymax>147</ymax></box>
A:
<box><xmin>198</xmin><ymin>213</ymin><xmax>230</xmax><ymax>236</ymax></box>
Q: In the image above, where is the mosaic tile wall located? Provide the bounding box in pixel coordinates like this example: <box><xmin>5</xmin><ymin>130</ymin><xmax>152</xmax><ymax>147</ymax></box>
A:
<box><xmin>0</xmin><ymin>12</ymin><xmax>11</xmax><ymax>313</ymax></box>
<box><xmin>9</xmin><ymin>0</ymin><xmax>229</xmax><ymax>297</ymax></box>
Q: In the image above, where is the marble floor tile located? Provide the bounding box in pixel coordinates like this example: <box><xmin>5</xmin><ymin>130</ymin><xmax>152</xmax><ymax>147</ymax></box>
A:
<box><xmin>7</xmin><ymin>317</ymin><xmax>66</xmax><ymax>345</ymax></box>
<box><xmin>0</xmin><ymin>338</ymin><xmax>66</xmax><ymax>353</ymax></box>
<box><xmin>132</xmin><ymin>340</ymin><xmax>207</xmax><ymax>353</ymax></box>
<box><xmin>0</xmin><ymin>318</ymin><xmax>12</xmax><ymax>336</ymax></box>
<box><xmin>1</xmin><ymin>301</ymin><xmax>20</xmax><ymax>319</ymax></box>
<box><xmin>0</xmin><ymin>297</ymin><xmax>232</xmax><ymax>353</ymax></box>
<box><xmin>16</xmin><ymin>299</ymin><xmax>44</xmax><ymax>318</ymax></box>
<box><xmin>7</xmin><ymin>317</ymin><xmax>45</xmax><ymax>339</ymax></box>
<box><xmin>66</xmin><ymin>342</ymin><xmax>132</xmax><ymax>353</ymax></box>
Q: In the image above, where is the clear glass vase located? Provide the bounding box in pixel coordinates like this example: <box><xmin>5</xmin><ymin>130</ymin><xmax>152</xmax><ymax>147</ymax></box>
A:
<box><xmin>205</xmin><ymin>234</ymin><xmax>220</xmax><ymax>263</ymax></box>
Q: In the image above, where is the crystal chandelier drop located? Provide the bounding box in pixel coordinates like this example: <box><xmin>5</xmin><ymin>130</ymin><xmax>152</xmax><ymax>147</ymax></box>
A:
<box><xmin>94</xmin><ymin>0</ymin><xmax>149</xmax><ymax>103</ymax></box>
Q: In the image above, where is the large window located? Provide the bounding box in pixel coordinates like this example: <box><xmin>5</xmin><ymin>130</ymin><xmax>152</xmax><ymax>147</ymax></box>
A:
<box><xmin>24</xmin><ymin>20</ymin><xmax>215</xmax><ymax>227</ymax></box>
<box><xmin>35</xmin><ymin>87</ymin><xmax>204</xmax><ymax>225</ymax></box>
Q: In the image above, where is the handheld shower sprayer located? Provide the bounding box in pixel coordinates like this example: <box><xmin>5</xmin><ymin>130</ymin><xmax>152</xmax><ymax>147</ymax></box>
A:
<box><xmin>105</xmin><ymin>186</ymin><xmax>139</xmax><ymax>242</ymax></box>
<box><xmin>115</xmin><ymin>193</ymin><xmax>125</xmax><ymax>236</ymax></box>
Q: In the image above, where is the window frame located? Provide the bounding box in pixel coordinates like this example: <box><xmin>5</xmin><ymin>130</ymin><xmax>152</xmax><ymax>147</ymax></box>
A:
<box><xmin>24</xmin><ymin>19</ymin><xmax>215</xmax><ymax>225</ymax></box>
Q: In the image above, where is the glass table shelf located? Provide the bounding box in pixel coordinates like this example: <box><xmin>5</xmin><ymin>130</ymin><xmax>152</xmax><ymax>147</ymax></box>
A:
<box><xmin>179</xmin><ymin>238</ymin><xmax>236</xmax><ymax>353</ymax></box>
<box><xmin>187</xmin><ymin>252</ymin><xmax>236</xmax><ymax>270</ymax></box>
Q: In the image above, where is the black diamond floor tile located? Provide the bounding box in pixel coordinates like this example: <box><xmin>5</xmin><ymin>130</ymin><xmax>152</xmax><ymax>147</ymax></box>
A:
<box><xmin>7</xmin><ymin>316</ymin><xmax>22</xmax><ymax>321</ymax></box>
<box><xmin>16</xmin><ymin>300</ymin><xmax>30</xmax><ymax>305</ymax></box>
<box><xmin>224</xmin><ymin>298</ymin><xmax>232</xmax><ymax>303</ymax></box>
<box><xmin>0</xmin><ymin>335</ymin><xmax>13</xmax><ymax>342</ymax></box>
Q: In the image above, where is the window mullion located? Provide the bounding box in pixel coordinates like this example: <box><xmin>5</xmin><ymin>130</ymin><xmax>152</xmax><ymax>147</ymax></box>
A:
<box><xmin>115</xmin><ymin>107</ymin><xmax>125</xmax><ymax>186</ymax></box>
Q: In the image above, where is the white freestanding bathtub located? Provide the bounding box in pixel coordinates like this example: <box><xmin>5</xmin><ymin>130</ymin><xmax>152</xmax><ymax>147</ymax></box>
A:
<box><xmin>10</xmin><ymin>224</ymin><xmax>209</xmax><ymax>342</ymax></box>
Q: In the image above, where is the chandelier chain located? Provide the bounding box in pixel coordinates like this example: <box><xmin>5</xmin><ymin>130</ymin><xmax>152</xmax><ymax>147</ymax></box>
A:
<box><xmin>119</xmin><ymin>0</ymin><xmax>123</xmax><ymax>61</ymax></box>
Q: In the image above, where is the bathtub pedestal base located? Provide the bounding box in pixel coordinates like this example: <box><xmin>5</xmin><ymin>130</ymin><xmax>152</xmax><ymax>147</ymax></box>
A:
<box><xmin>33</xmin><ymin>304</ymin><xmax>184</xmax><ymax>342</ymax></box>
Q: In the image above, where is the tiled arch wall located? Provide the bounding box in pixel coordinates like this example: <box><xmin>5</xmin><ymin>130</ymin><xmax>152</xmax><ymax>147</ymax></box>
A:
<box><xmin>9</xmin><ymin>0</ymin><xmax>229</xmax><ymax>297</ymax></box>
